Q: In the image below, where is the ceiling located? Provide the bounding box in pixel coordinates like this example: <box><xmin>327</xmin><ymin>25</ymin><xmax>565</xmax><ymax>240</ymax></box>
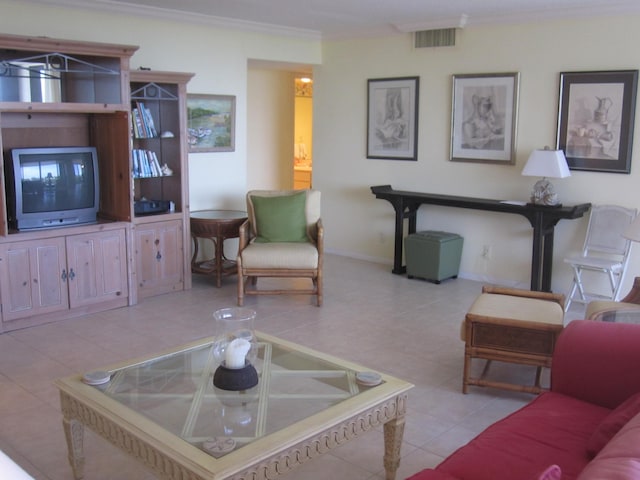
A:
<box><xmin>26</xmin><ymin>0</ymin><xmax>640</xmax><ymax>40</ymax></box>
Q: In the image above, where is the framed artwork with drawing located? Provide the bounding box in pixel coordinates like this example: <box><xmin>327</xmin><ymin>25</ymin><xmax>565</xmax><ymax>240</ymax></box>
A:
<box><xmin>556</xmin><ymin>70</ymin><xmax>638</xmax><ymax>173</ymax></box>
<box><xmin>450</xmin><ymin>72</ymin><xmax>519</xmax><ymax>164</ymax></box>
<box><xmin>367</xmin><ymin>76</ymin><xmax>419</xmax><ymax>161</ymax></box>
<box><xmin>187</xmin><ymin>94</ymin><xmax>236</xmax><ymax>153</ymax></box>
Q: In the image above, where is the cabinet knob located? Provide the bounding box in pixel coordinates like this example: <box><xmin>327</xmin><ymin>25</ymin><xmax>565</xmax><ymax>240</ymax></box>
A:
<box><xmin>156</xmin><ymin>251</ymin><xmax>162</xmax><ymax>261</ymax></box>
<box><xmin>61</xmin><ymin>269</ymin><xmax>67</xmax><ymax>281</ymax></box>
<box><xmin>69</xmin><ymin>268</ymin><xmax>76</xmax><ymax>280</ymax></box>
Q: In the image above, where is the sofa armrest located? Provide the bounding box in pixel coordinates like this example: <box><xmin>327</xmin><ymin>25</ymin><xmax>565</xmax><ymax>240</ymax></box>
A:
<box><xmin>551</xmin><ymin>320</ymin><xmax>640</xmax><ymax>409</ymax></box>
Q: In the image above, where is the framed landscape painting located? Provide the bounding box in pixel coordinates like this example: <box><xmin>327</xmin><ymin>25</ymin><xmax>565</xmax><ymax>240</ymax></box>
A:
<box><xmin>367</xmin><ymin>76</ymin><xmax>419</xmax><ymax>161</ymax></box>
<box><xmin>556</xmin><ymin>70</ymin><xmax>638</xmax><ymax>173</ymax></box>
<box><xmin>450</xmin><ymin>72</ymin><xmax>519</xmax><ymax>164</ymax></box>
<box><xmin>187</xmin><ymin>94</ymin><xmax>236</xmax><ymax>153</ymax></box>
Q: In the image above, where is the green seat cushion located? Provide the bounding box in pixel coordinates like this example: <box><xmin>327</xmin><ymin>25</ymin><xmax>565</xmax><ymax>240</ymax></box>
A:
<box><xmin>251</xmin><ymin>192</ymin><xmax>308</xmax><ymax>243</ymax></box>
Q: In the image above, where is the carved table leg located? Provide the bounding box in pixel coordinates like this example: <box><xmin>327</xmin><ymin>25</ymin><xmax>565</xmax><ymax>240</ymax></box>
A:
<box><xmin>383</xmin><ymin>413</ymin><xmax>406</xmax><ymax>480</ymax></box>
<box><xmin>62</xmin><ymin>416</ymin><xmax>85</xmax><ymax>480</ymax></box>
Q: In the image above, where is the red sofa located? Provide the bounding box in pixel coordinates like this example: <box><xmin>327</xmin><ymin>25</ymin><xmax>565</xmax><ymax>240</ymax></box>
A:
<box><xmin>407</xmin><ymin>320</ymin><xmax>640</xmax><ymax>480</ymax></box>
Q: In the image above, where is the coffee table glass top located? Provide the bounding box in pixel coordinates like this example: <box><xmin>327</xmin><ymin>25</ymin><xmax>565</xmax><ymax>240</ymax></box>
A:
<box><xmin>85</xmin><ymin>332</ymin><xmax>385</xmax><ymax>456</ymax></box>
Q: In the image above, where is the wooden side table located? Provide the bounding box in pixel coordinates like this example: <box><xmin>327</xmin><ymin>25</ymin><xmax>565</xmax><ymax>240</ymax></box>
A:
<box><xmin>190</xmin><ymin>210</ymin><xmax>247</xmax><ymax>287</ymax></box>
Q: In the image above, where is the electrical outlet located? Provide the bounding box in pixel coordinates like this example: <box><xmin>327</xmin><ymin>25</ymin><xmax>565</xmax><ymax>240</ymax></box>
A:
<box><xmin>481</xmin><ymin>245</ymin><xmax>492</xmax><ymax>259</ymax></box>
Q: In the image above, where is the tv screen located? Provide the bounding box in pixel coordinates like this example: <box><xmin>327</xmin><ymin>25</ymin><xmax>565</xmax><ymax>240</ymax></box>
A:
<box><xmin>7</xmin><ymin>146</ymin><xmax>100</xmax><ymax>231</ymax></box>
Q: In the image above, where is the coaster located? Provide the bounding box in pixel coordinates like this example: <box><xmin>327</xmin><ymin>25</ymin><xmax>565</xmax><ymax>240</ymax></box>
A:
<box><xmin>202</xmin><ymin>437</ymin><xmax>236</xmax><ymax>457</ymax></box>
<box><xmin>82</xmin><ymin>371</ymin><xmax>111</xmax><ymax>386</ymax></box>
<box><xmin>356</xmin><ymin>371</ymin><xmax>382</xmax><ymax>386</ymax></box>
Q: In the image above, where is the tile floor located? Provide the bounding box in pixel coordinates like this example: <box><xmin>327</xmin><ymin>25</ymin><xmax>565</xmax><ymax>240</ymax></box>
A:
<box><xmin>0</xmin><ymin>254</ymin><xmax>587</xmax><ymax>480</ymax></box>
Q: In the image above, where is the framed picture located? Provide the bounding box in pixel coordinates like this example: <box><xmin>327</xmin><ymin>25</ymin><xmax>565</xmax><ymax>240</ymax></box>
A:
<box><xmin>187</xmin><ymin>94</ymin><xmax>236</xmax><ymax>152</ymax></box>
<box><xmin>450</xmin><ymin>72</ymin><xmax>519</xmax><ymax>164</ymax></box>
<box><xmin>556</xmin><ymin>70</ymin><xmax>638</xmax><ymax>173</ymax></box>
<box><xmin>367</xmin><ymin>76</ymin><xmax>419</xmax><ymax>161</ymax></box>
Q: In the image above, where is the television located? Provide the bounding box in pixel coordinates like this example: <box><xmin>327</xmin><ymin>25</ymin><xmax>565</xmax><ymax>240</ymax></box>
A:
<box><xmin>5</xmin><ymin>146</ymin><xmax>100</xmax><ymax>231</ymax></box>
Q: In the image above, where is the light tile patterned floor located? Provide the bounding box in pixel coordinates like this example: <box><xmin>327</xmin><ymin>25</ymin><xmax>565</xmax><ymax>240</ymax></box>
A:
<box><xmin>0</xmin><ymin>254</ymin><xmax>586</xmax><ymax>479</ymax></box>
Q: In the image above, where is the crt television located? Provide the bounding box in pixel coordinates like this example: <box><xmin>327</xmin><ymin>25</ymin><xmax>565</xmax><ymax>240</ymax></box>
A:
<box><xmin>6</xmin><ymin>146</ymin><xmax>100</xmax><ymax>231</ymax></box>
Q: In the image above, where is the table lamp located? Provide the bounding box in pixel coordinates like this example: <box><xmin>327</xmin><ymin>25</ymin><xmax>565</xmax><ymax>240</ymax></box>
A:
<box><xmin>522</xmin><ymin>147</ymin><xmax>571</xmax><ymax>206</ymax></box>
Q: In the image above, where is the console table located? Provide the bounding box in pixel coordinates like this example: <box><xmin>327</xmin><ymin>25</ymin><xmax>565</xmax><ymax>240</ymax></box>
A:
<box><xmin>190</xmin><ymin>210</ymin><xmax>247</xmax><ymax>287</ymax></box>
<box><xmin>371</xmin><ymin>185</ymin><xmax>591</xmax><ymax>292</ymax></box>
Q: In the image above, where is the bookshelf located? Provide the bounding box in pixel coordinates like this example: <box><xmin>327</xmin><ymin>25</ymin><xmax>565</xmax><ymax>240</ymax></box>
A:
<box><xmin>129</xmin><ymin>70</ymin><xmax>194</xmax><ymax>299</ymax></box>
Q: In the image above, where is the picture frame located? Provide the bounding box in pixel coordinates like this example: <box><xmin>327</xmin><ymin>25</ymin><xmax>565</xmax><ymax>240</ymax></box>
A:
<box><xmin>450</xmin><ymin>72</ymin><xmax>519</xmax><ymax>164</ymax></box>
<box><xmin>187</xmin><ymin>94</ymin><xmax>236</xmax><ymax>152</ymax></box>
<box><xmin>367</xmin><ymin>76</ymin><xmax>419</xmax><ymax>161</ymax></box>
<box><xmin>556</xmin><ymin>70</ymin><xmax>638</xmax><ymax>174</ymax></box>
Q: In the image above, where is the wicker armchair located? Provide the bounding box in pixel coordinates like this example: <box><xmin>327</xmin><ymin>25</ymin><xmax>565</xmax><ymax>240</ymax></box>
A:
<box><xmin>586</xmin><ymin>276</ymin><xmax>640</xmax><ymax>320</ymax></box>
<box><xmin>236</xmin><ymin>189</ymin><xmax>323</xmax><ymax>306</ymax></box>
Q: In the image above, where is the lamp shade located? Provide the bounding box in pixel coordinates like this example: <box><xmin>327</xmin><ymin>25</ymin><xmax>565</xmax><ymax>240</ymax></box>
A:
<box><xmin>623</xmin><ymin>215</ymin><xmax>640</xmax><ymax>242</ymax></box>
<box><xmin>522</xmin><ymin>149</ymin><xmax>571</xmax><ymax>179</ymax></box>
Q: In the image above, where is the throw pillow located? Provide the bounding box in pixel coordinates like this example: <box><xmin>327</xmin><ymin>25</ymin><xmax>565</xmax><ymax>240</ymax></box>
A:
<box><xmin>537</xmin><ymin>465</ymin><xmax>561</xmax><ymax>480</ymax></box>
<box><xmin>251</xmin><ymin>192</ymin><xmax>308</xmax><ymax>243</ymax></box>
<box><xmin>586</xmin><ymin>391</ymin><xmax>640</xmax><ymax>457</ymax></box>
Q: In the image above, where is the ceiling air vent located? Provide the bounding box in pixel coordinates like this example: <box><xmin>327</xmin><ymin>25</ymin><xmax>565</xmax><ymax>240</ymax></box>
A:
<box><xmin>414</xmin><ymin>28</ymin><xmax>456</xmax><ymax>48</ymax></box>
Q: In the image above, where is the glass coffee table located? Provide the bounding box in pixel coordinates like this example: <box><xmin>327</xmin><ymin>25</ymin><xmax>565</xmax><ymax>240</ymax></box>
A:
<box><xmin>55</xmin><ymin>332</ymin><xmax>413</xmax><ymax>480</ymax></box>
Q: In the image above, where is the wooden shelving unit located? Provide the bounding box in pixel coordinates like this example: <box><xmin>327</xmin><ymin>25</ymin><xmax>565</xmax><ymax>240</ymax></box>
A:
<box><xmin>0</xmin><ymin>33</ymin><xmax>194</xmax><ymax>331</ymax></box>
<box><xmin>129</xmin><ymin>70</ymin><xmax>194</xmax><ymax>300</ymax></box>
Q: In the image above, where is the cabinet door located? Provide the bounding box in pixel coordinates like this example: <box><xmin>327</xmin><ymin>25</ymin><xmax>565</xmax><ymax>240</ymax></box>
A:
<box><xmin>135</xmin><ymin>220</ymin><xmax>183</xmax><ymax>298</ymax></box>
<box><xmin>66</xmin><ymin>229</ymin><xmax>128</xmax><ymax>308</ymax></box>
<box><xmin>0</xmin><ymin>238</ymin><xmax>68</xmax><ymax>323</ymax></box>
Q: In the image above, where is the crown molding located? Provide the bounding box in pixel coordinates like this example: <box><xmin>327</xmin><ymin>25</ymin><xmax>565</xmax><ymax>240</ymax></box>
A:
<box><xmin>464</xmin><ymin>3</ymin><xmax>640</xmax><ymax>28</ymax></box>
<box><xmin>22</xmin><ymin>0</ymin><xmax>323</xmax><ymax>40</ymax></box>
<box><xmin>19</xmin><ymin>0</ymin><xmax>640</xmax><ymax>41</ymax></box>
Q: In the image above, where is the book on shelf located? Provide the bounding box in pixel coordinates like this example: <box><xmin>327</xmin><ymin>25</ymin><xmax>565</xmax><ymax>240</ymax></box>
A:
<box><xmin>132</xmin><ymin>149</ymin><xmax>165</xmax><ymax>178</ymax></box>
<box><xmin>132</xmin><ymin>102</ymin><xmax>158</xmax><ymax>139</ymax></box>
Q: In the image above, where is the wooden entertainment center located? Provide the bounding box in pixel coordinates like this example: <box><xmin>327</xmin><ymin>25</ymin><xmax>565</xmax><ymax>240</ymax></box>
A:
<box><xmin>0</xmin><ymin>33</ymin><xmax>194</xmax><ymax>332</ymax></box>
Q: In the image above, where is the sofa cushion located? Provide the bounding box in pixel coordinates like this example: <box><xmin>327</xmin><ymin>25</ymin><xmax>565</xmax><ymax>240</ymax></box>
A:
<box><xmin>586</xmin><ymin>391</ymin><xmax>640</xmax><ymax>457</ymax></box>
<box><xmin>432</xmin><ymin>392</ymin><xmax>609</xmax><ymax>480</ymax></box>
<box><xmin>578</xmin><ymin>411</ymin><xmax>640</xmax><ymax>479</ymax></box>
<box><xmin>250</xmin><ymin>192</ymin><xmax>308</xmax><ymax>243</ymax></box>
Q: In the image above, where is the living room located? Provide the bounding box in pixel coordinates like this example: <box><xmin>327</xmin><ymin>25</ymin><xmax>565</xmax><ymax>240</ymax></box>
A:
<box><xmin>2</xmin><ymin>1</ymin><xmax>640</xmax><ymax>294</ymax></box>
<box><xmin>2</xmin><ymin>1</ymin><xmax>640</xmax><ymax>479</ymax></box>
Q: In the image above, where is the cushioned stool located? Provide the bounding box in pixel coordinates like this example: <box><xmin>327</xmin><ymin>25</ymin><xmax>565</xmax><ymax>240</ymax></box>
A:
<box><xmin>462</xmin><ymin>286</ymin><xmax>565</xmax><ymax>394</ymax></box>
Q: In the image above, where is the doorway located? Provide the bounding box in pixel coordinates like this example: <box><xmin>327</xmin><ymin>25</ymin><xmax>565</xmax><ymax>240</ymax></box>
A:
<box><xmin>293</xmin><ymin>76</ymin><xmax>313</xmax><ymax>189</ymax></box>
<box><xmin>246</xmin><ymin>61</ymin><xmax>313</xmax><ymax>191</ymax></box>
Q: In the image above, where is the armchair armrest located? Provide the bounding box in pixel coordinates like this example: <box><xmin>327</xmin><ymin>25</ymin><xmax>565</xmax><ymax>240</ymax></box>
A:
<box><xmin>238</xmin><ymin>219</ymin><xmax>251</xmax><ymax>253</ymax></box>
<box><xmin>620</xmin><ymin>276</ymin><xmax>640</xmax><ymax>304</ymax></box>
<box><xmin>551</xmin><ymin>320</ymin><xmax>640</xmax><ymax>408</ymax></box>
<box><xmin>315</xmin><ymin>218</ymin><xmax>324</xmax><ymax>253</ymax></box>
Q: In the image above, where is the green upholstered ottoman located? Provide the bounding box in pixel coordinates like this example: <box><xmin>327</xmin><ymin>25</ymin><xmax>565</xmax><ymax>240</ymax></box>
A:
<box><xmin>405</xmin><ymin>230</ymin><xmax>463</xmax><ymax>283</ymax></box>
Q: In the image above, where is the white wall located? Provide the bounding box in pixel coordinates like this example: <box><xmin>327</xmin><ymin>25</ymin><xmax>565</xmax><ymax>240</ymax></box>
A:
<box><xmin>313</xmin><ymin>15</ymin><xmax>640</xmax><ymax>294</ymax></box>
<box><xmin>247</xmin><ymin>67</ymin><xmax>295</xmax><ymax>191</ymax></box>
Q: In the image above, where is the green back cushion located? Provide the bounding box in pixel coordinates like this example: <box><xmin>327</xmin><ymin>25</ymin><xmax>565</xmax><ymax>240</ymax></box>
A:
<box><xmin>251</xmin><ymin>192</ymin><xmax>308</xmax><ymax>243</ymax></box>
